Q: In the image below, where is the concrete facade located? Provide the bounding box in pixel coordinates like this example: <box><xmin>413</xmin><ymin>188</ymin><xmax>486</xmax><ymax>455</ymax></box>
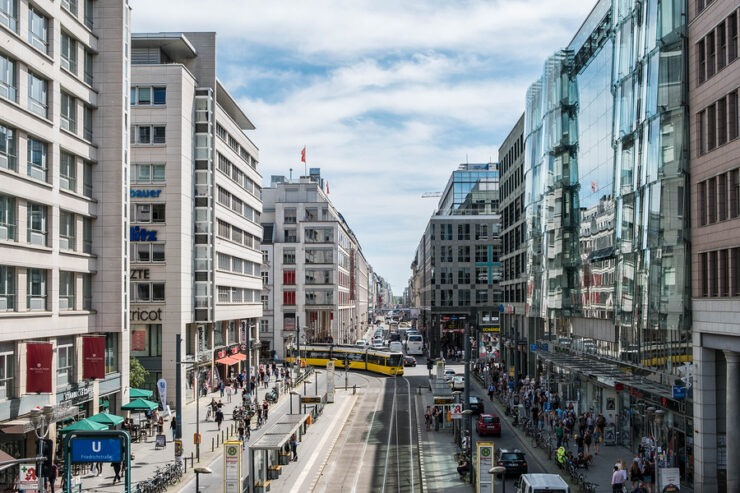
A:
<box><xmin>688</xmin><ymin>1</ymin><xmax>740</xmax><ymax>490</ymax></box>
<box><xmin>0</xmin><ymin>0</ymin><xmax>130</xmax><ymax>482</ymax></box>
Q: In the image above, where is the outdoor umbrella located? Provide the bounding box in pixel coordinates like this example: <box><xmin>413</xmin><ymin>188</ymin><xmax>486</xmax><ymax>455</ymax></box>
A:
<box><xmin>88</xmin><ymin>412</ymin><xmax>124</xmax><ymax>427</ymax></box>
<box><xmin>121</xmin><ymin>398</ymin><xmax>158</xmax><ymax>411</ymax></box>
<box><xmin>59</xmin><ymin>419</ymin><xmax>108</xmax><ymax>433</ymax></box>
<box><xmin>130</xmin><ymin>388</ymin><xmax>154</xmax><ymax>399</ymax></box>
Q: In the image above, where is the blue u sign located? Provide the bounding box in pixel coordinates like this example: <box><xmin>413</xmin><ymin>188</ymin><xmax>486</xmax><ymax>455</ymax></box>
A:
<box><xmin>70</xmin><ymin>438</ymin><xmax>123</xmax><ymax>463</ymax></box>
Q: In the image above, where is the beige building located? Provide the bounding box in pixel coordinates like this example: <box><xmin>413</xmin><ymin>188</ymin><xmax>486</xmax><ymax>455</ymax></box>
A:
<box><xmin>129</xmin><ymin>32</ymin><xmax>263</xmax><ymax>403</ymax></box>
<box><xmin>0</xmin><ymin>0</ymin><xmax>130</xmax><ymax>482</ymax></box>
<box><xmin>689</xmin><ymin>1</ymin><xmax>740</xmax><ymax>491</ymax></box>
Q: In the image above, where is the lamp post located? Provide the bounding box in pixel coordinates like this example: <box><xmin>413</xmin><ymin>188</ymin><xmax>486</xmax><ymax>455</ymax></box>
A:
<box><xmin>452</xmin><ymin>391</ymin><xmax>462</xmax><ymax>446</ymax></box>
<box><xmin>30</xmin><ymin>405</ymin><xmax>54</xmax><ymax>493</ymax></box>
<box><xmin>194</xmin><ymin>466</ymin><xmax>212</xmax><ymax>493</ymax></box>
<box><xmin>176</xmin><ymin>353</ymin><xmax>202</xmax><ymax>462</ymax></box>
<box><xmin>462</xmin><ymin>409</ymin><xmax>474</xmax><ymax>484</ymax></box>
<box><xmin>490</xmin><ymin>466</ymin><xmax>507</xmax><ymax>493</ymax></box>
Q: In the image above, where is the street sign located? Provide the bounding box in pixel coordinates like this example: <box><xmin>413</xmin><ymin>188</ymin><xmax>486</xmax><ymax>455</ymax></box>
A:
<box><xmin>530</xmin><ymin>344</ymin><xmax>538</xmax><ymax>351</ymax></box>
<box><xmin>70</xmin><ymin>438</ymin><xmax>122</xmax><ymax>463</ymax></box>
<box><xmin>301</xmin><ymin>396</ymin><xmax>321</xmax><ymax>404</ymax></box>
<box><xmin>672</xmin><ymin>386</ymin><xmax>687</xmax><ymax>399</ymax></box>
<box><xmin>18</xmin><ymin>464</ymin><xmax>38</xmax><ymax>491</ymax></box>
<box><xmin>477</xmin><ymin>442</ymin><xmax>494</xmax><ymax>493</ymax></box>
<box><xmin>434</xmin><ymin>397</ymin><xmax>454</xmax><ymax>405</ymax></box>
<box><xmin>540</xmin><ymin>343</ymin><xmax>549</xmax><ymax>351</ymax></box>
<box><xmin>451</xmin><ymin>403</ymin><xmax>462</xmax><ymax>419</ymax></box>
<box><xmin>224</xmin><ymin>441</ymin><xmax>241</xmax><ymax>493</ymax></box>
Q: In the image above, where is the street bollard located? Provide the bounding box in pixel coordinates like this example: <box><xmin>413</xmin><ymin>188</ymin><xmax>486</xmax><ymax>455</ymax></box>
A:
<box><xmin>212</xmin><ymin>437</ymin><xmax>215</xmax><ymax>452</ymax></box>
<box><xmin>353</xmin><ymin>384</ymin><xmax>356</xmax><ymax>395</ymax></box>
<box><xmin>222</xmin><ymin>430</ymin><xmax>224</xmax><ymax>444</ymax></box>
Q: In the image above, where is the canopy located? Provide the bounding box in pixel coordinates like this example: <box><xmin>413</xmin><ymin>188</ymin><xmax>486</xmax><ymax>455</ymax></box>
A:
<box><xmin>59</xmin><ymin>419</ymin><xmax>108</xmax><ymax>433</ymax></box>
<box><xmin>215</xmin><ymin>356</ymin><xmax>238</xmax><ymax>366</ymax></box>
<box><xmin>121</xmin><ymin>398</ymin><xmax>158</xmax><ymax>411</ymax></box>
<box><xmin>130</xmin><ymin>388</ymin><xmax>154</xmax><ymax>399</ymax></box>
<box><xmin>88</xmin><ymin>412</ymin><xmax>124</xmax><ymax>426</ymax></box>
<box><xmin>231</xmin><ymin>353</ymin><xmax>247</xmax><ymax>361</ymax></box>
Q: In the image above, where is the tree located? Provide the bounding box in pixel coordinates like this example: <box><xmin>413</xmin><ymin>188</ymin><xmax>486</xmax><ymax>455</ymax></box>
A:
<box><xmin>129</xmin><ymin>357</ymin><xmax>149</xmax><ymax>389</ymax></box>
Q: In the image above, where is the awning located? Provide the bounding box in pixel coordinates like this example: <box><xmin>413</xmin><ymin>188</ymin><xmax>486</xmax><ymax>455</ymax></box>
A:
<box><xmin>231</xmin><ymin>353</ymin><xmax>246</xmax><ymax>361</ymax></box>
<box><xmin>215</xmin><ymin>356</ymin><xmax>238</xmax><ymax>366</ymax></box>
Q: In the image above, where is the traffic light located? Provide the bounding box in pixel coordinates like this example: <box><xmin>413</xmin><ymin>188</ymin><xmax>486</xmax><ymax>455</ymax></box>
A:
<box><xmin>37</xmin><ymin>438</ymin><xmax>53</xmax><ymax>478</ymax></box>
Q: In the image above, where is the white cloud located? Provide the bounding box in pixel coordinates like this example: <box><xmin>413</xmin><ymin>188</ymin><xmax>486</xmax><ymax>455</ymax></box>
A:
<box><xmin>130</xmin><ymin>0</ymin><xmax>596</xmax><ymax>291</ymax></box>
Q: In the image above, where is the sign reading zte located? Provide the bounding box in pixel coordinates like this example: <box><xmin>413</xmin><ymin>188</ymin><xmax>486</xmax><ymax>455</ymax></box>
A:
<box><xmin>70</xmin><ymin>438</ymin><xmax>122</xmax><ymax>463</ymax></box>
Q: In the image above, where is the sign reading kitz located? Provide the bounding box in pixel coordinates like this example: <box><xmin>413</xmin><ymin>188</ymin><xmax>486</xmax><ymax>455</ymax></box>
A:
<box><xmin>130</xmin><ymin>226</ymin><xmax>157</xmax><ymax>241</ymax></box>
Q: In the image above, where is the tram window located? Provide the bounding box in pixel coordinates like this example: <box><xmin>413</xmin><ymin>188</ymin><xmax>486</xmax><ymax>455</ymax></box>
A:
<box><xmin>367</xmin><ymin>354</ymin><xmax>380</xmax><ymax>365</ymax></box>
<box><xmin>388</xmin><ymin>354</ymin><xmax>402</xmax><ymax>367</ymax></box>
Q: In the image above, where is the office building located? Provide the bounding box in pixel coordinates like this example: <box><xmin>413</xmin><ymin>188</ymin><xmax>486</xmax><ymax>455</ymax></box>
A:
<box><xmin>0</xmin><ymin>0</ymin><xmax>130</xmax><ymax>482</ymax></box>
<box><xmin>689</xmin><ymin>1</ymin><xmax>739</xmax><ymax>490</ymax></box>
<box><xmin>260</xmin><ymin>170</ymin><xmax>371</xmax><ymax>359</ymax></box>
<box><xmin>129</xmin><ymin>32</ymin><xmax>262</xmax><ymax>403</ymax></box>
<box><xmin>522</xmin><ymin>0</ymin><xmax>692</xmax><ymax>484</ymax></box>
<box><xmin>412</xmin><ymin>163</ymin><xmax>502</xmax><ymax>357</ymax></box>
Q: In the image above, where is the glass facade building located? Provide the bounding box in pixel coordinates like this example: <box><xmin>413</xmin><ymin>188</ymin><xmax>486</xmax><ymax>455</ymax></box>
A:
<box><xmin>522</xmin><ymin>0</ymin><xmax>693</xmax><ymax>483</ymax></box>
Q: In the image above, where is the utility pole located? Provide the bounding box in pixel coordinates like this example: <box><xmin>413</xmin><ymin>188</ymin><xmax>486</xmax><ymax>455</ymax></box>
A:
<box><xmin>245</xmin><ymin>320</ymin><xmax>251</xmax><ymax>396</ymax></box>
<box><xmin>464</xmin><ymin>322</ymin><xmax>473</xmax><ymax>484</ymax></box>
<box><xmin>296</xmin><ymin>316</ymin><xmax>301</xmax><ymax>379</ymax></box>
<box><xmin>513</xmin><ymin>320</ymin><xmax>520</xmax><ymax>393</ymax></box>
<box><xmin>176</xmin><ymin>334</ymin><xmax>183</xmax><ymax>440</ymax></box>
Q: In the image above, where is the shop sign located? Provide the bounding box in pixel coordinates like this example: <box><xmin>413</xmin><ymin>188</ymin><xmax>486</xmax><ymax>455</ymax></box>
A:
<box><xmin>130</xmin><ymin>308</ymin><xmax>163</xmax><ymax>322</ymax></box>
<box><xmin>216</xmin><ymin>350</ymin><xmax>226</xmax><ymax>359</ymax></box>
<box><xmin>230</xmin><ymin>346</ymin><xmax>239</xmax><ymax>355</ymax></box>
<box><xmin>60</xmin><ymin>381</ymin><xmax>93</xmax><ymax>406</ymax></box>
<box><xmin>130</xmin><ymin>189</ymin><xmax>162</xmax><ymax>198</ymax></box>
<box><xmin>657</xmin><ymin>468</ymin><xmax>681</xmax><ymax>492</ymax></box>
<box><xmin>18</xmin><ymin>465</ymin><xmax>38</xmax><ymax>490</ymax></box>
<box><xmin>540</xmin><ymin>343</ymin><xmax>549</xmax><ymax>351</ymax></box>
<box><xmin>530</xmin><ymin>344</ymin><xmax>538</xmax><ymax>352</ymax></box>
<box><xmin>129</xmin><ymin>226</ymin><xmax>158</xmax><ymax>242</ymax></box>
<box><xmin>301</xmin><ymin>396</ymin><xmax>321</xmax><ymax>404</ymax></box>
<box><xmin>480</xmin><ymin>326</ymin><xmax>500</xmax><ymax>333</ymax></box>
<box><xmin>129</xmin><ymin>269</ymin><xmax>150</xmax><ymax>280</ymax></box>
<box><xmin>672</xmin><ymin>386</ymin><xmax>686</xmax><ymax>399</ymax></box>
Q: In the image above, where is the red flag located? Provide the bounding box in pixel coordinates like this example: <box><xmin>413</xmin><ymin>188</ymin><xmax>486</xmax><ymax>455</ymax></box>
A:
<box><xmin>591</xmin><ymin>181</ymin><xmax>597</xmax><ymax>193</ymax></box>
<box><xmin>83</xmin><ymin>336</ymin><xmax>106</xmax><ymax>379</ymax></box>
<box><xmin>27</xmin><ymin>343</ymin><xmax>53</xmax><ymax>393</ymax></box>
<box><xmin>326</xmin><ymin>181</ymin><xmax>329</xmax><ymax>194</ymax></box>
<box><xmin>301</xmin><ymin>146</ymin><xmax>306</xmax><ymax>163</ymax></box>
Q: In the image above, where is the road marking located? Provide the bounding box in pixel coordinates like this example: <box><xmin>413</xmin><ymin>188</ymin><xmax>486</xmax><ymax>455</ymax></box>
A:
<box><xmin>414</xmin><ymin>392</ymin><xmax>427</xmax><ymax>493</ymax></box>
<box><xmin>382</xmin><ymin>378</ymin><xmax>397</xmax><ymax>493</ymax></box>
<box><xmin>350</xmin><ymin>382</ymin><xmax>384</xmax><ymax>492</ymax></box>
<box><xmin>404</xmin><ymin>376</ymin><xmax>414</xmax><ymax>492</ymax></box>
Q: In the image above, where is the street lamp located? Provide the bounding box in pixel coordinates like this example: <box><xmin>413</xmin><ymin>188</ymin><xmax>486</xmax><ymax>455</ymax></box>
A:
<box><xmin>30</xmin><ymin>405</ymin><xmax>54</xmax><ymax>493</ymax></box>
<box><xmin>490</xmin><ymin>466</ymin><xmax>507</xmax><ymax>493</ymax></box>
<box><xmin>194</xmin><ymin>466</ymin><xmax>212</xmax><ymax>493</ymax></box>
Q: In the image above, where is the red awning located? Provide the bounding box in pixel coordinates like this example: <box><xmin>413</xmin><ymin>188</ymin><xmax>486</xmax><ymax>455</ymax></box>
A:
<box><xmin>231</xmin><ymin>353</ymin><xmax>246</xmax><ymax>361</ymax></box>
<box><xmin>215</xmin><ymin>356</ymin><xmax>238</xmax><ymax>365</ymax></box>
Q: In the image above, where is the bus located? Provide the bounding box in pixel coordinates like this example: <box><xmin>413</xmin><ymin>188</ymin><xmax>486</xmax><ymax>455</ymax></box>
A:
<box><xmin>406</xmin><ymin>334</ymin><xmax>424</xmax><ymax>355</ymax></box>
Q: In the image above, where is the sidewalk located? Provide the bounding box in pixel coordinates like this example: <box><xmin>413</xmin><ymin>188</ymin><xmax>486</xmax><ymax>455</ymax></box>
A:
<box><xmin>66</xmin><ymin>368</ymin><xmax>306</xmax><ymax>492</ymax></box>
<box><xmin>415</xmin><ymin>382</ymin><xmax>473</xmax><ymax>493</ymax></box>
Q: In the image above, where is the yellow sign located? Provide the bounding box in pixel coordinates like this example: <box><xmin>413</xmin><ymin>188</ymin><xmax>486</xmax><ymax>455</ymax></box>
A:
<box><xmin>224</xmin><ymin>441</ymin><xmax>241</xmax><ymax>493</ymax></box>
<box><xmin>193</xmin><ymin>433</ymin><xmax>201</xmax><ymax>445</ymax></box>
<box><xmin>477</xmin><ymin>441</ymin><xmax>495</xmax><ymax>493</ymax></box>
<box><xmin>301</xmin><ymin>396</ymin><xmax>321</xmax><ymax>404</ymax></box>
<box><xmin>481</xmin><ymin>327</ymin><xmax>500</xmax><ymax>333</ymax></box>
<box><xmin>434</xmin><ymin>397</ymin><xmax>454</xmax><ymax>405</ymax></box>
<box><xmin>509</xmin><ymin>366</ymin><xmax>515</xmax><ymax>377</ymax></box>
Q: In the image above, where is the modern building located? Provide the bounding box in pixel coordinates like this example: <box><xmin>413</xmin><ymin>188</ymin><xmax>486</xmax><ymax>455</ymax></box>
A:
<box><xmin>688</xmin><ymin>1</ymin><xmax>739</xmax><ymax>490</ymax></box>
<box><xmin>259</xmin><ymin>170</ymin><xmax>371</xmax><ymax>359</ymax></box>
<box><xmin>0</xmin><ymin>0</ymin><xmax>130</xmax><ymax>482</ymax></box>
<box><xmin>412</xmin><ymin>163</ymin><xmax>502</xmax><ymax>358</ymax></box>
<box><xmin>129</xmin><ymin>32</ymin><xmax>262</xmax><ymax>403</ymax></box>
<box><xmin>522</xmin><ymin>0</ymin><xmax>693</xmax><ymax>485</ymax></box>
<box><xmin>497</xmin><ymin>115</ymin><xmax>532</xmax><ymax>376</ymax></box>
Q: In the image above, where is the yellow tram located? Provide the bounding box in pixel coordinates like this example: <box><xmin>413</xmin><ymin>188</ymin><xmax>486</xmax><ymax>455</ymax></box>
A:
<box><xmin>286</xmin><ymin>344</ymin><xmax>404</xmax><ymax>376</ymax></box>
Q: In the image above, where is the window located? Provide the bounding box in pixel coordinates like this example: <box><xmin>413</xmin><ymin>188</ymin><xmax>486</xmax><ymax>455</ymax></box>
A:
<box><xmin>0</xmin><ymin>345</ymin><xmax>13</xmax><ymax>399</ymax></box>
<box><xmin>719</xmin><ymin>172</ymin><xmax>728</xmax><ymax>221</ymax></box>
<box><xmin>153</xmin><ymin>87</ymin><xmax>166</xmax><ymax>105</ymax></box>
<box><xmin>457</xmin><ymin>224</ymin><xmax>470</xmax><ymax>240</ymax></box>
<box><xmin>718</xmin><ymin>22</ymin><xmax>727</xmax><ymax>71</ymax></box>
<box><xmin>730</xmin><ymin>90</ymin><xmax>738</xmax><ymax>141</ymax></box>
<box><xmin>131</xmin><ymin>282</ymin><xmax>165</xmax><ymax>302</ymax></box>
<box><xmin>0</xmin><ymin>124</ymin><xmax>15</xmax><ymax>171</ymax></box>
<box><xmin>0</xmin><ymin>266</ymin><xmax>14</xmax><ymax>311</ymax></box>
<box><xmin>0</xmin><ymin>195</ymin><xmax>15</xmax><ymax>241</ymax></box>
<box><xmin>720</xmin><ymin>249</ymin><xmax>729</xmax><ymax>296</ymax></box>
<box><xmin>730</xmin><ymin>12</ymin><xmax>738</xmax><ymax>63</ymax></box>
<box><xmin>61</xmin><ymin>33</ymin><xmax>77</xmax><ymax>74</ymax></box>
<box><xmin>82</xmin><ymin>273</ymin><xmax>90</xmax><ymax>310</ymax></box>
<box><xmin>27</xmin><ymin>6</ymin><xmax>48</xmax><ymax>53</ymax></box>
<box><xmin>475</xmin><ymin>245</ymin><xmax>488</xmax><ymax>263</ymax></box>
<box><xmin>457</xmin><ymin>246</ymin><xmax>470</xmax><ymax>262</ymax></box>
<box><xmin>132</xmin><ymin>203</ymin><xmax>165</xmax><ymax>223</ymax></box>
<box><xmin>27</xmin><ymin>268</ymin><xmax>46</xmax><ymax>310</ymax></box>
<box><xmin>0</xmin><ymin>0</ymin><xmax>17</xmax><ymax>32</ymax></box>
<box><xmin>27</xmin><ymin>72</ymin><xmax>47</xmax><ymax>118</ymax></box>
<box><xmin>707</xmin><ymin>31</ymin><xmax>716</xmax><ymax>78</ymax></box>
<box><xmin>83</xmin><ymin>106</ymin><xmax>92</xmax><ymax>141</ymax></box>
<box><xmin>457</xmin><ymin>267</ymin><xmax>471</xmax><ymax>284</ymax></box>
<box><xmin>59</xmin><ymin>271</ymin><xmax>75</xmax><ymax>310</ymax></box>
<box><xmin>61</xmin><ymin>0</ymin><xmax>77</xmax><ymax>16</ymax></box>
<box><xmin>708</xmin><ymin>177</ymin><xmax>717</xmax><ymax>223</ymax></box>
<box><xmin>0</xmin><ymin>53</ymin><xmax>16</xmax><ymax>102</ymax></box>
<box><xmin>60</xmin><ymin>92</ymin><xmax>77</xmax><ymax>133</ymax></box>
<box><xmin>731</xmin><ymin>169</ymin><xmax>739</xmax><ymax>219</ymax></box>
<box><xmin>709</xmin><ymin>250</ymin><xmax>718</xmax><ymax>296</ymax></box>
<box><xmin>83</xmin><ymin>0</ymin><xmax>93</xmax><ymax>28</ymax></box>
<box><xmin>718</xmin><ymin>97</ymin><xmax>727</xmax><ymax>146</ymax></box>
<box><xmin>56</xmin><ymin>338</ymin><xmax>74</xmax><ymax>387</ymax></box>
<box><xmin>27</xmin><ymin>203</ymin><xmax>46</xmax><ymax>245</ymax></box>
<box><xmin>698</xmin><ymin>39</ymin><xmax>706</xmax><ymax>84</ymax></box>
<box><xmin>283</xmin><ymin>270</ymin><xmax>296</xmax><ymax>285</ymax></box>
<box><xmin>700</xmin><ymin>252</ymin><xmax>708</xmax><ymax>297</ymax></box>
<box><xmin>105</xmin><ymin>333</ymin><xmax>118</xmax><ymax>374</ymax></box>
<box><xmin>83</xmin><ymin>162</ymin><xmax>92</xmax><ymax>197</ymax></box>
<box><xmin>59</xmin><ymin>152</ymin><xmax>76</xmax><ymax>192</ymax></box>
<box><xmin>707</xmin><ymin>103</ymin><xmax>716</xmax><ymax>150</ymax></box>
<box><xmin>476</xmin><ymin>289</ymin><xmax>488</xmax><ymax>304</ymax></box>
<box><xmin>699</xmin><ymin>181</ymin><xmax>707</xmax><ymax>226</ymax></box>
<box><xmin>84</xmin><ymin>50</ymin><xmax>93</xmax><ymax>85</ymax></box>
<box><xmin>59</xmin><ymin>210</ymin><xmax>76</xmax><ymax>250</ymax></box>
<box><xmin>83</xmin><ymin>217</ymin><xmax>92</xmax><ymax>253</ymax></box>
<box><xmin>26</xmin><ymin>137</ymin><xmax>47</xmax><ymax>181</ymax></box>
<box><xmin>133</xmin><ymin>164</ymin><xmax>165</xmax><ymax>183</ymax></box>
<box><xmin>131</xmin><ymin>87</ymin><xmax>166</xmax><ymax>106</ymax></box>
<box><xmin>283</xmin><ymin>290</ymin><xmax>296</xmax><ymax>305</ymax></box>
<box><xmin>698</xmin><ymin>110</ymin><xmax>706</xmax><ymax>155</ymax></box>
<box><xmin>475</xmin><ymin>223</ymin><xmax>488</xmax><ymax>240</ymax></box>
<box><xmin>131</xmin><ymin>125</ymin><xmax>165</xmax><ymax>144</ymax></box>
<box><xmin>283</xmin><ymin>250</ymin><xmax>295</xmax><ymax>264</ymax></box>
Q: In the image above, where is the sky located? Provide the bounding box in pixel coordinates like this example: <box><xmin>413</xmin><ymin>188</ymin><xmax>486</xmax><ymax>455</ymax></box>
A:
<box><xmin>130</xmin><ymin>0</ymin><xmax>596</xmax><ymax>293</ymax></box>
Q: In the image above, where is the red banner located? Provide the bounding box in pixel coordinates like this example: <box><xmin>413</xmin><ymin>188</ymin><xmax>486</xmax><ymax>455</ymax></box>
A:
<box><xmin>132</xmin><ymin>329</ymin><xmax>147</xmax><ymax>351</ymax></box>
<box><xmin>83</xmin><ymin>337</ymin><xmax>106</xmax><ymax>379</ymax></box>
<box><xmin>26</xmin><ymin>343</ymin><xmax>53</xmax><ymax>393</ymax></box>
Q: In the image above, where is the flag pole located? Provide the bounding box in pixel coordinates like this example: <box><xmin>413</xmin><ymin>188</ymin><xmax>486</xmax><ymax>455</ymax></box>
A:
<box><xmin>304</xmin><ymin>145</ymin><xmax>307</xmax><ymax>177</ymax></box>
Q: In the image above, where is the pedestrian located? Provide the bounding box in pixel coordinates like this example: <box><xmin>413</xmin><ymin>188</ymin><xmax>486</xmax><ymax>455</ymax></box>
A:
<box><xmin>584</xmin><ymin>431</ymin><xmax>593</xmax><ymax>455</ymax></box>
<box><xmin>226</xmin><ymin>384</ymin><xmax>233</xmax><ymax>403</ymax></box>
<box><xmin>593</xmin><ymin>424</ymin><xmax>602</xmax><ymax>455</ymax></box>
<box><xmin>111</xmin><ymin>461</ymin><xmax>121</xmax><ymax>484</ymax></box>
<box><xmin>488</xmin><ymin>383</ymin><xmax>495</xmax><ymax>401</ymax></box>
<box><xmin>219</xmin><ymin>380</ymin><xmax>225</xmax><ymax>397</ymax></box>
<box><xmin>95</xmin><ymin>461</ymin><xmax>103</xmax><ymax>476</ymax></box>
<box><xmin>238</xmin><ymin>422</ymin><xmax>246</xmax><ymax>449</ymax></box>
<box><xmin>555</xmin><ymin>421</ymin><xmax>564</xmax><ymax>448</ymax></box>
<box><xmin>575</xmin><ymin>434</ymin><xmax>584</xmax><ymax>455</ymax></box>
<box><xmin>263</xmin><ymin>400</ymin><xmax>269</xmax><ymax>421</ymax></box>
<box><xmin>612</xmin><ymin>465</ymin><xmax>626</xmax><ymax>493</ymax></box>
<box><xmin>157</xmin><ymin>416</ymin><xmax>164</xmax><ymax>435</ymax></box>
<box><xmin>424</xmin><ymin>406</ymin><xmax>431</xmax><ymax>431</ymax></box>
<box><xmin>48</xmin><ymin>462</ymin><xmax>58</xmax><ymax>493</ymax></box>
<box><xmin>170</xmin><ymin>417</ymin><xmax>177</xmax><ymax>442</ymax></box>
<box><xmin>290</xmin><ymin>433</ymin><xmax>298</xmax><ymax>461</ymax></box>
<box><xmin>215</xmin><ymin>408</ymin><xmax>224</xmax><ymax>431</ymax></box>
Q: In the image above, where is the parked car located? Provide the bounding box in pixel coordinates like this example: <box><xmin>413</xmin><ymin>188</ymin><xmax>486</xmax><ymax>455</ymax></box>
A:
<box><xmin>403</xmin><ymin>356</ymin><xmax>417</xmax><ymax>367</ymax></box>
<box><xmin>389</xmin><ymin>341</ymin><xmax>404</xmax><ymax>353</ymax></box>
<box><xmin>494</xmin><ymin>448</ymin><xmax>527</xmax><ymax>476</ymax></box>
<box><xmin>356</xmin><ymin>340</ymin><xmax>367</xmax><ymax>348</ymax></box>
<box><xmin>451</xmin><ymin>376</ymin><xmax>465</xmax><ymax>390</ymax></box>
<box><xmin>476</xmin><ymin>413</ymin><xmax>501</xmax><ymax>436</ymax></box>
<box><xmin>469</xmin><ymin>396</ymin><xmax>484</xmax><ymax>414</ymax></box>
<box><xmin>443</xmin><ymin>369</ymin><xmax>456</xmax><ymax>382</ymax></box>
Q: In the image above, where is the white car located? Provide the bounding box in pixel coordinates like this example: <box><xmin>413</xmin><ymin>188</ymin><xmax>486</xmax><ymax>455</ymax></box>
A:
<box><xmin>451</xmin><ymin>376</ymin><xmax>465</xmax><ymax>390</ymax></box>
<box><xmin>373</xmin><ymin>337</ymin><xmax>383</xmax><ymax>346</ymax></box>
<box><xmin>356</xmin><ymin>340</ymin><xmax>367</xmax><ymax>348</ymax></box>
<box><xmin>443</xmin><ymin>368</ymin><xmax>456</xmax><ymax>382</ymax></box>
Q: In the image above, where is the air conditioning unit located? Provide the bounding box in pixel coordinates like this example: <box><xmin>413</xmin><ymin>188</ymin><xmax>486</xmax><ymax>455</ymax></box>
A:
<box><xmin>0</xmin><ymin>226</ymin><xmax>7</xmax><ymax>240</ymax></box>
<box><xmin>29</xmin><ymin>232</ymin><xmax>45</xmax><ymax>246</ymax></box>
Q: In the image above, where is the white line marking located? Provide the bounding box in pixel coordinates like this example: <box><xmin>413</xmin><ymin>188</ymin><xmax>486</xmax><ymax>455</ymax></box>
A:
<box><xmin>382</xmin><ymin>378</ymin><xmax>397</xmax><ymax>493</ymax></box>
<box><xmin>350</xmin><ymin>383</ymin><xmax>384</xmax><ymax>493</ymax></box>
<box><xmin>405</xmin><ymin>377</ymin><xmax>414</xmax><ymax>492</ymax></box>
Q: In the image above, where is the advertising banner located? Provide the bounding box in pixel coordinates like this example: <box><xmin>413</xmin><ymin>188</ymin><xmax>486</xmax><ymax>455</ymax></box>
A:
<box><xmin>18</xmin><ymin>464</ymin><xmax>38</xmax><ymax>491</ymax></box>
<box><xmin>477</xmin><ymin>442</ymin><xmax>494</xmax><ymax>493</ymax></box>
<box><xmin>326</xmin><ymin>360</ymin><xmax>335</xmax><ymax>403</ymax></box>
<box><xmin>27</xmin><ymin>342</ymin><xmax>53</xmax><ymax>393</ymax></box>
<box><xmin>657</xmin><ymin>467</ymin><xmax>681</xmax><ymax>492</ymax></box>
<box><xmin>224</xmin><ymin>441</ymin><xmax>241</xmax><ymax>493</ymax></box>
<box><xmin>131</xmin><ymin>329</ymin><xmax>147</xmax><ymax>351</ymax></box>
<box><xmin>83</xmin><ymin>336</ymin><xmax>106</xmax><ymax>379</ymax></box>
<box><xmin>451</xmin><ymin>403</ymin><xmax>462</xmax><ymax>419</ymax></box>
<box><xmin>157</xmin><ymin>379</ymin><xmax>167</xmax><ymax>410</ymax></box>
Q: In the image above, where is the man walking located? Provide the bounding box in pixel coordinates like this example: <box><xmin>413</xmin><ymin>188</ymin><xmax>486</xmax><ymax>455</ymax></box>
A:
<box><xmin>290</xmin><ymin>434</ymin><xmax>298</xmax><ymax>461</ymax></box>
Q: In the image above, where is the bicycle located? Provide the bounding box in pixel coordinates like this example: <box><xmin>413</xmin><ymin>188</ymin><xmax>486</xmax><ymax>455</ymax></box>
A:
<box><xmin>580</xmin><ymin>481</ymin><xmax>598</xmax><ymax>493</ymax></box>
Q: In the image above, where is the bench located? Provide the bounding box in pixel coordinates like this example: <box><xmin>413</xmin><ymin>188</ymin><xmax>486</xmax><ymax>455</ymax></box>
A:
<box><xmin>268</xmin><ymin>465</ymin><xmax>282</xmax><ymax>479</ymax></box>
<box><xmin>254</xmin><ymin>480</ymin><xmax>271</xmax><ymax>493</ymax></box>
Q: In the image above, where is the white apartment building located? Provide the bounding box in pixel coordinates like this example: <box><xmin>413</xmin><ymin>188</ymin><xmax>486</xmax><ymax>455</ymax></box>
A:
<box><xmin>0</xmin><ymin>0</ymin><xmax>130</xmax><ymax>481</ymax></box>
<box><xmin>260</xmin><ymin>171</ymin><xmax>371</xmax><ymax>359</ymax></box>
<box><xmin>129</xmin><ymin>32</ymin><xmax>262</xmax><ymax>403</ymax></box>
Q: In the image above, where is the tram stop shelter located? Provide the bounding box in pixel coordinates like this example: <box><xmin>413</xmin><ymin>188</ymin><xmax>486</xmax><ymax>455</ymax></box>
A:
<box><xmin>248</xmin><ymin>413</ymin><xmax>311</xmax><ymax>493</ymax></box>
<box><xmin>299</xmin><ymin>392</ymin><xmax>327</xmax><ymax>421</ymax></box>
<box><xmin>430</xmin><ymin>377</ymin><xmax>454</xmax><ymax>430</ymax></box>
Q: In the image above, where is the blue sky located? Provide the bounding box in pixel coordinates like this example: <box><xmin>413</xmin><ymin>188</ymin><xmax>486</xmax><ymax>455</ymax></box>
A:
<box><xmin>131</xmin><ymin>0</ymin><xmax>596</xmax><ymax>293</ymax></box>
